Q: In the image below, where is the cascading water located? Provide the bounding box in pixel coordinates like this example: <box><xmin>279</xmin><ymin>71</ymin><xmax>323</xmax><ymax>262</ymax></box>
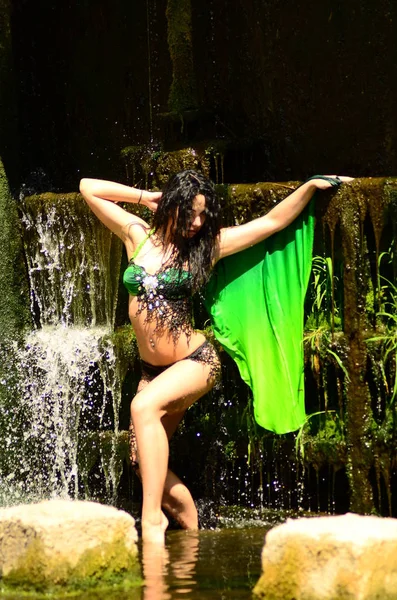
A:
<box><xmin>21</xmin><ymin>192</ymin><xmax>121</xmax><ymax>328</ymax></box>
<box><xmin>3</xmin><ymin>328</ymin><xmax>118</xmax><ymax>502</ymax></box>
<box><xmin>0</xmin><ymin>193</ymin><xmax>126</xmax><ymax>505</ymax></box>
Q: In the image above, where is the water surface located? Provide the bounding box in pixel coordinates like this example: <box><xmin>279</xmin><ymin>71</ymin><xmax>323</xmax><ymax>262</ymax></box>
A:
<box><xmin>141</xmin><ymin>526</ymin><xmax>268</xmax><ymax>600</ymax></box>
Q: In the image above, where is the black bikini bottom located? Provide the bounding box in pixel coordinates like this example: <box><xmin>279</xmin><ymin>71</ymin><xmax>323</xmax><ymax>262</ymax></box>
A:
<box><xmin>140</xmin><ymin>339</ymin><xmax>221</xmax><ymax>381</ymax></box>
<box><xmin>129</xmin><ymin>340</ymin><xmax>221</xmax><ymax>470</ymax></box>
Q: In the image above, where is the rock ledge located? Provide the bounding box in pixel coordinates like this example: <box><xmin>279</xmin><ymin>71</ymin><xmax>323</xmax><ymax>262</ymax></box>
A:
<box><xmin>0</xmin><ymin>499</ymin><xmax>139</xmax><ymax>589</ymax></box>
<box><xmin>254</xmin><ymin>513</ymin><xmax>397</xmax><ymax>599</ymax></box>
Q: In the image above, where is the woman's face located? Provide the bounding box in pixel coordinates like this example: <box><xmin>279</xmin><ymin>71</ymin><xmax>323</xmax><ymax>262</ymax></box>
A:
<box><xmin>186</xmin><ymin>194</ymin><xmax>206</xmax><ymax>237</ymax></box>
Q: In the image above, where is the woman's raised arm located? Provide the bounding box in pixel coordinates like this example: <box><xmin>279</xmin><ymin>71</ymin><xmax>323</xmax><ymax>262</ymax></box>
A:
<box><xmin>216</xmin><ymin>176</ymin><xmax>353</xmax><ymax>261</ymax></box>
<box><xmin>79</xmin><ymin>178</ymin><xmax>161</xmax><ymax>244</ymax></box>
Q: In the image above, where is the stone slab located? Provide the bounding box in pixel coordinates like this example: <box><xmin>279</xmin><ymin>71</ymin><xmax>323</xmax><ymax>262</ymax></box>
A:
<box><xmin>0</xmin><ymin>499</ymin><xmax>138</xmax><ymax>588</ymax></box>
<box><xmin>254</xmin><ymin>513</ymin><xmax>397</xmax><ymax>599</ymax></box>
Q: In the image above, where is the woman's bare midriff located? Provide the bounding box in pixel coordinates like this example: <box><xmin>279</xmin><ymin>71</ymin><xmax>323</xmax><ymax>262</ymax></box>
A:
<box><xmin>128</xmin><ymin>296</ymin><xmax>206</xmax><ymax>365</ymax></box>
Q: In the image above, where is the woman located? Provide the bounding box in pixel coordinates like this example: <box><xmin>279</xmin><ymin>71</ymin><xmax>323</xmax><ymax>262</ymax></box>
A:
<box><xmin>80</xmin><ymin>170</ymin><xmax>350</xmax><ymax>544</ymax></box>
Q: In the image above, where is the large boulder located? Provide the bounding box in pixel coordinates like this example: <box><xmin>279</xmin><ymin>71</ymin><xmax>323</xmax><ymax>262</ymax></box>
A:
<box><xmin>254</xmin><ymin>513</ymin><xmax>397</xmax><ymax>599</ymax></box>
<box><xmin>0</xmin><ymin>500</ymin><xmax>139</xmax><ymax>589</ymax></box>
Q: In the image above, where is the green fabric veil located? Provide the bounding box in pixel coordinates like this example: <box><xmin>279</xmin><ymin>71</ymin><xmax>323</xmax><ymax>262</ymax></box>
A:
<box><xmin>204</xmin><ymin>201</ymin><xmax>315</xmax><ymax>434</ymax></box>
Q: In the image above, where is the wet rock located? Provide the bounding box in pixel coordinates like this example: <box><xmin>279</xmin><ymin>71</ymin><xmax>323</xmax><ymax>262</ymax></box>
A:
<box><xmin>254</xmin><ymin>513</ymin><xmax>397</xmax><ymax>599</ymax></box>
<box><xmin>0</xmin><ymin>499</ymin><xmax>139</xmax><ymax>589</ymax></box>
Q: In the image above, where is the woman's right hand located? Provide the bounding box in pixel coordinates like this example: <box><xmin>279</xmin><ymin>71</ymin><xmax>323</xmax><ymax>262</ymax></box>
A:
<box><xmin>143</xmin><ymin>190</ymin><xmax>162</xmax><ymax>212</ymax></box>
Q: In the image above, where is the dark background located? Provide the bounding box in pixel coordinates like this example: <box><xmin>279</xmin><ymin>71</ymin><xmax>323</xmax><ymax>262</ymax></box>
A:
<box><xmin>1</xmin><ymin>0</ymin><xmax>397</xmax><ymax>190</ymax></box>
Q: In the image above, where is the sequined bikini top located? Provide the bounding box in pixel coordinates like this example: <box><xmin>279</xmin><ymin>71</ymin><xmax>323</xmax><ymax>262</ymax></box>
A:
<box><xmin>123</xmin><ymin>230</ymin><xmax>193</xmax><ymax>343</ymax></box>
<box><xmin>123</xmin><ymin>262</ymin><xmax>191</xmax><ymax>299</ymax></box>
<box><xmin>123</xmin><ymin>230</ymin><xmax>192</xmax><ymax>299</ymax></box>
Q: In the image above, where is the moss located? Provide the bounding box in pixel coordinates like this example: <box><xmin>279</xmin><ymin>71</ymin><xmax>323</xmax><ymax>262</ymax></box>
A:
<box><xmin>339</xmin><ymin>190</ymin><xmax>374</xmax><ymax>513</ymax></box>
<box><xmin>2</xmin><ymin>532</ymin><xmax>140</xmax><ymax>592</ymax></box>
<box><xmin>120</xmin><ymin>145</ymin><xmax>210</xmax><ymax>189</ymax></box>
<box><xmin>0</xmin><ymin>160</ymin><xmax>31</xmax><ymax>473</ymax></box>
<box><xmin>0</xmin><ymin>158</ymin><xmax>31</xmax><ymax>340</ymax></box>
<box><xmin>97</xmin><ymin>430</ymin><xmax>130</xmax><ymax>490</ymax></box>
<box><xmin>100</xmin><ymin>325</ymin><xmax>138</xmax><ymax>381</ymax></box>
<box><xmin>0</xmin><ymin>582</ymin><xmax>140</xmax><ymax>599</ymax></box>
<box><xmin>154</xmin><ymin>148</ymin><xmax>210</xmax><ymax>185</ymax></box>
<box><xmin>77</xmin><ymin>430</ymin><xmax>131</xmax><ymax>496</ymax></box>
<box><xmin>253</xmin><ymin>540</ymin><xmax>303</xmax><ymax>599</ymax></box>
<box><xmin>323</xmin><ymin>178</ymin><xmax>397</xmax><ymax>243</ymax></box>
<box><xmin>166</xmin><ymin>0</ymin><xmax>198</xmax><ymax>114</ymax></box>
<box><xmin>320</xmin><ymin>179</ymin><xmax>397</xmax><ymax>513</ymax></box>
<box><xmin>204</xmin><ymin>140</ymin><xmax>232</xmax><ymax>184</ymax></box>
<box><xmin>23</xmin><ymin>192</ymin><xmax>88</xmax><ymax>221</ymax></box>
<box><xmin>120</xmin><ymin>145</ymin><xmax>150</xmax><ymax>187</ymax></box>
<box><xmin>220</xmin><ymin>181</ymin><xmax>298</xmax><ymax>227</ymax></box>
<box><xmin>77</xmin><ymin>432</ymin><xmax>101</xmax><ymax>486</ymax></box>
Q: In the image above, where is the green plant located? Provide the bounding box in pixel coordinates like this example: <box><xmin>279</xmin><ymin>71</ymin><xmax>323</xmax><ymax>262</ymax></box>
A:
<box><xmin>377</xmin><ymin>239</ymin><xmax>395</xmax><ymax>310</ymax></box>
<box><xmin>367</xmin><ymin>274</ymin><xmax>397</xmax><ymax>404</ymax></box>
<box><xmin>304</xmin><ymin>327</ymin><xmax>350</xmax><ymax>382</ymax></box>
<box><xmin>306</xmin><ymin>255</ymin><xmax>341</xmax><ymax>330</ymax></box>
<box><xmin>295</xmin><ymin>410</ymin><xmax>345</xmax><ymax>467</ymax></box>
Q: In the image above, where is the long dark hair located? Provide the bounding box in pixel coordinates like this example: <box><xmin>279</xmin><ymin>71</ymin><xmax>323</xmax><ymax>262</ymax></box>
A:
<box><xmin>152</xmin><ymin>170</ymin><xmax>222</xmax><ymax>290</ymax></box>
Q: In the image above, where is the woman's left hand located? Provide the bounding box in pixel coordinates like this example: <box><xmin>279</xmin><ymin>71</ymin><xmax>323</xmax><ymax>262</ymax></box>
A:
<box><xmin>310</xmin><ymin>175</ymin><xmax>354</xmax><ymax>190</ymax></box>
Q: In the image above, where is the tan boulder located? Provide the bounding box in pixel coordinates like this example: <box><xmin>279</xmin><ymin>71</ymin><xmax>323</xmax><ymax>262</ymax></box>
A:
<box><xmin>254</xmin><ymin>513</ymin><xmax>397</xmax><ymax>600</ymax></box>
<box><xmin>0</xmin><ymin>499</ymin><xmax>139</xmax><ymax>589</ymax></box>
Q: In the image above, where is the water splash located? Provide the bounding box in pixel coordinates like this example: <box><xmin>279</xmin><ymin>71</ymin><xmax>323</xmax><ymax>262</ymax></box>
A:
<box><xmin>1</xmin><ymin>326</ymin><xmax>123</xmax><ymax>504</ymax></box>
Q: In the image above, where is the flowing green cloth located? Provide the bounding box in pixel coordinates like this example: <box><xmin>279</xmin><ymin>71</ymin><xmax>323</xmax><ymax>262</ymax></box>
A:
<box><xmin>205</xmin><ymin>202</ymin><xmax>315</xmax><ymax>434</ymax></box>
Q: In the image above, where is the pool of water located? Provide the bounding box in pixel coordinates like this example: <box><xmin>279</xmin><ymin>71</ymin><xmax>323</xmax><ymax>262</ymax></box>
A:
<box><xmin>0</xmin><ymin>526</ymin><xmax>269</xmax><ymax>600</ymax></box>
<box><xmin>140</xmin><ymin>526</ymin><xmax>269</xmax><ymax>600</ymax></box>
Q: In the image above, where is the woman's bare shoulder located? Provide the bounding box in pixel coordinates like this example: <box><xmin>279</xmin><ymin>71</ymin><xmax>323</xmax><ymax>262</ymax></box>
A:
<box><xmin>123</xmin><ymin>219</ymin><xmax>152</xmax><ymax>256</ymax></box>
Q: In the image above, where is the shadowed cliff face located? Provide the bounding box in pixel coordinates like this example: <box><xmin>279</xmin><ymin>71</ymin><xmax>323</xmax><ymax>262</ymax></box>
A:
<box><xmin>0</xmin><ymin>159</ymin><xmax>30</xmax><ymax>339</ymax></box>
<box><xmin>2</xmin><ymin>0</ymin><xmax>397</xmax><ymax>189</ymax></box>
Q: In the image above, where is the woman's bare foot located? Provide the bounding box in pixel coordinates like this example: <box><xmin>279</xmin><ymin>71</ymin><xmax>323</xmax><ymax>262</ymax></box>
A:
<box><xmin>142</xmin><ymin>511</ymin><xmax>169</xmax><ymax>545</ymax></box>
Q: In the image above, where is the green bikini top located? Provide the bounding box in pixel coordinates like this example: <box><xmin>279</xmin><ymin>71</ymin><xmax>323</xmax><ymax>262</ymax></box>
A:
<box><xmin>123</xmin><ymin>230</ymin><xmax>192</xmax><ymax>300</ymax></box>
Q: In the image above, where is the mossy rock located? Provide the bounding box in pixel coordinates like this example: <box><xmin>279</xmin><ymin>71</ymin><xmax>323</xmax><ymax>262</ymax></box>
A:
<box><xmin>166</xmin><ymin>0</ymin><xmax>197</xmax><ymax>114</ymax></box>
<box><xmin>0</xmin><ymin>500</ymin><xmax>140</xmax><ymax>592</ymax></box>
<box><xmin>121</xmin><ymin>146</ymin><xmax>210</xmax><ymax>188</ymax></box>
<box><xmin>254</xmin><ymin>514</ymin><xmax>397</xmax><ymax>599</ymax></box>
<box><xmin>0</xmin><ymin>158</ymin><xmax>30</xmax><ymax>339</ymax></box>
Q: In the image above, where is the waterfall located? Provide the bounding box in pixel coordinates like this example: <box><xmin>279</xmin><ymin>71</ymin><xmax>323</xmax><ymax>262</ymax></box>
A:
<box><xmin>0</xmin><ymin>193</ymin><xmax>127</xmax><ymax>506</ymax></box>
<box><xmin>3</xmin><ymin>327</ymin><xmax>118</xmax><ymax>503</ymax></box>
<box><xmin>21</xmin><ymin>192</ymin><xmax>122</xmax><ymax>328</ymax></box>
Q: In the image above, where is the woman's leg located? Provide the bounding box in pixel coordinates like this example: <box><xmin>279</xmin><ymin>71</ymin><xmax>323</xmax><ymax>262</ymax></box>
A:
<box><xmin>161</xmin><ymin>412</ymin><xmax>198</xmax><ymax>530</ymax></box>
<box><xmin>130</xmin><ymin>382</ymin><xmax>198</xmax><ymax>529</ymax></box>
<box><xmin>130</xmin><ymin>359</ymin><xmax>217</xmax><ymax>544</ymax></box>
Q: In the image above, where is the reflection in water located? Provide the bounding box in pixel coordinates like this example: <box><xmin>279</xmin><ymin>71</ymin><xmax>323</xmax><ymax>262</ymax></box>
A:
<box><xmin>142</xmin><ymin>531</ymin><xmax>199</xmax><ymax>600</ymax></box>
<box><xmin>142</xmin><ymin>542</ymin><xmax>171</xmax><ymax>600</ymax></box>
<box><xmin>140</xmin><ymin>527</ymin><xmax>267</xmax><ymax>600</ymax></box>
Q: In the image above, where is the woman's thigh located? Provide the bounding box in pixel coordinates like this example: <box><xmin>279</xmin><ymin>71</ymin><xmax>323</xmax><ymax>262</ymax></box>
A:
<box><xmin>136</xmin><ymin>376</ymin><xmax>185</xmax><ymax>438</ymax></box>
<box><xmin>131</xmin><ymin>358</ymin><xmax>217</xmax><ymax>419</ymax></box>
